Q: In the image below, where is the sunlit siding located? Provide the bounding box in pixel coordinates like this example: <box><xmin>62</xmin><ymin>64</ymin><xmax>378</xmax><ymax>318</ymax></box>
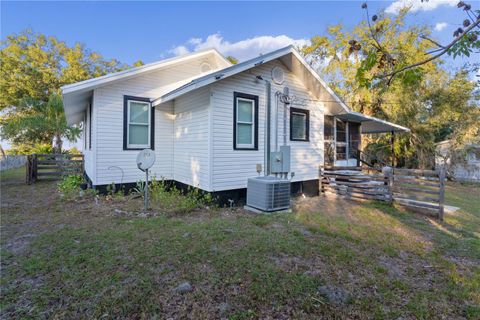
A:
<box><xmin>210</xmin><ymin>60</ymin><xmax>324</xmax><ymax>191</ymax></box>
<box><xmin>83</xmin><ymin>97</ymin><xmax>95</xmax><ymax>183</ymax></box>
<box><xmin>90</xmin><ymin>55</ymin><xmax>324</xmax><ymax>191</ymax></box>
<box><xmin>172</xmin><ymin>87</ymin><xmax>211</xmax><ymax>190</ymax></box>
<box><xmin>92</xmin><ymin>59</ymin><xmax>216</xmax><ymax>186</ymax></box>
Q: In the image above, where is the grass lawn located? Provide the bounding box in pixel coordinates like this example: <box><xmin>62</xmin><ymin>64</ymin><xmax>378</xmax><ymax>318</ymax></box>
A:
<box><xmin>1</xmin><ymin>167</ymin><xmax>479</xmax><ymax>319</ymax></box>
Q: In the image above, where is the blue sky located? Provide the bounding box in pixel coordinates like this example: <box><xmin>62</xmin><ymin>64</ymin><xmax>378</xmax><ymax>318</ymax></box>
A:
<box><xmin>1</xmin><ymin>1</ymin><xmax>473</xmax><ymax>71</ymax></box>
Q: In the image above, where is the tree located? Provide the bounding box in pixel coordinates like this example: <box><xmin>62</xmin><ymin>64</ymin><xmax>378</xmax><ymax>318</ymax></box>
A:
<box><xmin>0</xmin><ymin>94</ymin><xmax>81</xmax><ymax>153</ymax></box>
<box><xmin>226</xmin><ymin>56</ymin><xmax>238</xmax><ymax>65</ymax></box>
<box><xmin>0</xmin><ymin>29</ymin><xmax>133</xmax><ymax>151</ymax></box>
<box><xmin>355</xmin><ymin>2</ymin><xmax>480</xmax><ymax>85</ymax></box>
<box><xmin>0</xmin><ymin>29</ymin><xmax>131</xmax><ymax>110</ymax></box>
<box><xmin>302</xmin><ymin>13</ymin><xmax>479</xmax><ymax>168</ymax></box>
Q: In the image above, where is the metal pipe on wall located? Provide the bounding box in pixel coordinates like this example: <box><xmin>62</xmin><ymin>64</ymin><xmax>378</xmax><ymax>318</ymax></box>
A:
<box><xmin>264</xmin><ymin>79</ymin><xmax>272</xmax><ymax>176</ymax></box>
<box><xmin>275</xmin><ymin>92</ymin><xmax>280</xmax><ymax>152</ymax></box>
<box><xmin>282</xmin><ymin>87</ymin><xmax>290</xmax><ymax>147</ymax></box>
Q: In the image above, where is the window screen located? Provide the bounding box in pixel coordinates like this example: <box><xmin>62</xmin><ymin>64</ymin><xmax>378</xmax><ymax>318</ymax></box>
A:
<box><xmin>290</xmin><ymin>107</ymin><xmax>309</xmax><ymax>141</ymax></box>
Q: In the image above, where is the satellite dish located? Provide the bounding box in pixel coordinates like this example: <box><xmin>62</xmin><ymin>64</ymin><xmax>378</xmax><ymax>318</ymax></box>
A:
<box><xmin>136</xmin><ymin>149</ymin><xmax>155</xmax><ymax>211</ymax></box>
<box><xmin>272</xmin><ymin>66</ymin><xmax>285</xmax><ymax>85</ymax></box>
<box><xmin>136</xmin><ymin>149</ymin><xmax>155</xmax><ymax>172</ymax></box>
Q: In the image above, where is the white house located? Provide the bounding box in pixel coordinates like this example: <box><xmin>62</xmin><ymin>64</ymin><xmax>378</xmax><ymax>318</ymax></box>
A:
<box><xmin>62</xmin><ymin>46</ymin><xmax>408</xmax><ymax>198</ymax></box>
<box><xmin>436</xmin><ymin>140</ymin><xmax>480</xmax><ymax>182</ymax></box>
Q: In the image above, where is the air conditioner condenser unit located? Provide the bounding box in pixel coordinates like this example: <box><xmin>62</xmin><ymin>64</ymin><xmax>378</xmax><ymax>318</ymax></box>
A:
<box><xmin>246</xmin><ymin>176</ymin><xmax>291</xmax><ymax>212</ymax></box>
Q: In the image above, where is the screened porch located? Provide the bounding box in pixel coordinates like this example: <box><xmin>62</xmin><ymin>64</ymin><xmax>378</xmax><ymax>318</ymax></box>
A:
<box><xmin>324</xmin><ymin>112</ymin><xmax>409</xmax><ymax>168</ymax></box>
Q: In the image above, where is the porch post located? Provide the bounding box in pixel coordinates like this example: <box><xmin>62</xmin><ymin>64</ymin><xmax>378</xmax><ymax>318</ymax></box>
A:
<box><xmin>390</xmin><ymin>131</ymin><xmax>395</xmax><ymax>168</ymax></box>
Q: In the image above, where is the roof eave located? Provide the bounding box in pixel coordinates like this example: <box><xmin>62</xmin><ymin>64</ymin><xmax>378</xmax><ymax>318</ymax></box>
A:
<box><xmin>153</xmin><ymin>45</ymin><xmax>298</xmax><ymax>106</ymax></box>
<box><xmin>61</xmin><ymin>48</ymin><xmax>231</xmax><ymax>95</ymax></box>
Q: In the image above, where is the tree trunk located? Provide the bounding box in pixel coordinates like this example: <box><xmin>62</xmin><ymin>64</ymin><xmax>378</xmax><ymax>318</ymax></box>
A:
<box><xmin>55</xmin><ymin>133</ymin><xmax>63</xmax><ymax>154</ymax></box>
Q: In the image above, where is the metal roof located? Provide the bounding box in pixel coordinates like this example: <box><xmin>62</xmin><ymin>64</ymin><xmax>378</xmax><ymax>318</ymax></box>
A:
<box><xmin>336</xmin><ymin>112</ymin><xmax>410</xmax><ymax>133</ymax></box>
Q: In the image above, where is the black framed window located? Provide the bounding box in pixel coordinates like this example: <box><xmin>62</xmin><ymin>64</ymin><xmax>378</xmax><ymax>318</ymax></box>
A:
<box><xmin>123</xmin><ymin>95</ymin><xmax>155</xmax><ymax>150</ymax></box>
<box><xmin>233</xmin><ymin>92</ymin><xmax>258</xmax><ymax>150</ymax></box>
<box><xmin>290</xmin><ymin>107</ymin><xmax>309</xmax><ymax>141</ymax></box>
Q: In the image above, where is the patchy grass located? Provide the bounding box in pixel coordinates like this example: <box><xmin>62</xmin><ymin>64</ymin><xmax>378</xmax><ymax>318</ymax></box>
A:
<box><xmin>1</xmin><ymin>169</ymin><xmax>479</xmax><ymax>319</ymax></box>
<box><xmin>0</xmin><ymin>167</ymin><xmax>24</xmax><ymax>181</ymax></box>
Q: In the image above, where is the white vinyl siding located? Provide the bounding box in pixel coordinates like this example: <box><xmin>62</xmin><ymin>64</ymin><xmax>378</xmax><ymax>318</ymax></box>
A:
<box><xmin>92</xmin><ymin>58</ymin><xmax>216</xmax><ymax>185</ymax></box>
<box><xmin>210</xmin><ymin>60</ymin><xmax>324</xmax><ymax>191</ymax></box>
<box><xmin>89</xmin><ymin>55</ymin><xmax>324</xmax><ymax>192</ymax></box>
<box><xmin>83</xmin><ymin>96</ymin><xmax>95</xmax><ymax>183</ymax></box>
<box><xmin>172</xmin><ymin>87</ymin><xmax>211</xmax><ymax>190</ymax></box>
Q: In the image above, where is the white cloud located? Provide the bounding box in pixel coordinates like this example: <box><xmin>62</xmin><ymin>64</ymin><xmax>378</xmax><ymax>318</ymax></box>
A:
<box><xmin>169</xmin><ymin>33</ymin><xmax>310</xmax><ymax>62</ymax></box>
<box><xmin>434</xmin><ymin>22</ymin><xmax>448</xmax><ymax>31</ymax></box>
<box><xmin>188</xmin><ymin>38</ymin><xmax>202</xmax><ymax>46</ymax></box>
<box><xmin>386</xmin><ymin>0</ymin><xmax>457</xmax><ymax>15</ymax></box>
<box><xmin>171</xmin><ymin>45</ymin><xmax>189</xmax><ymax>56</ymax></box>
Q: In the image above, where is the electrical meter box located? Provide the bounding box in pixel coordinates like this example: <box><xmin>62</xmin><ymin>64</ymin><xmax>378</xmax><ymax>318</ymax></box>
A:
<box><xmin>270</xmin><ymin>145</ymin><xmax>290</xmax><ymax>174</ymax></box>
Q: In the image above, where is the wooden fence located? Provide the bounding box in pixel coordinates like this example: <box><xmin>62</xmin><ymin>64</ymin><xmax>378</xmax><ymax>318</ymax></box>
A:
<box><xmin>26</xmin><ymin>154</ymin><xmax>84</xmax><ymax>184</ymax></box>
<box><xmin>392</xmin><ymin>168</ymin><xmax>445</xmax><ymax>220</ymax></box>
<box><xmin>320</xmin><ymin>166</ymin><xmax>446</xmax><ymax>220</ymax></box>
<box><xmin>320</xmin><ymin>166</ymin><xmax>392</xmax><ymax>202</ymax></box>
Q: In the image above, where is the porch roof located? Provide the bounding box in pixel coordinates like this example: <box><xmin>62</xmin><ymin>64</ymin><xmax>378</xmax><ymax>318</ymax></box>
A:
<box><xmin>336</xmin><ymin>111</ymin><xmax>410</xmax><ymax>134</ymax></box>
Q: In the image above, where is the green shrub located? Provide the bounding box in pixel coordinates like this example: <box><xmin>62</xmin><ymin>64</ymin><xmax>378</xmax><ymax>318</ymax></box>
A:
<box><xmin>7</xmin><ymin>143</ymin><xmax>53</xmax><ymax>155</ymax></box>
<box><xmin>105</xmin><ymin>182</ymin><xmax>125</xmax><ymax>201</ymax></box>
<box><xmin>148</xmin><ymin>178</ymin><xmax>214</xmax><ymax>214</ymax></box>
<box><xmin>58</xmin><ymin>175</ymin><xmax>83</xmax><ymax>199</ymax></box>
<box><xmin>133</xmin><ymin>180</ymin><xmax>146</xmax><ymax>198</ymax></box>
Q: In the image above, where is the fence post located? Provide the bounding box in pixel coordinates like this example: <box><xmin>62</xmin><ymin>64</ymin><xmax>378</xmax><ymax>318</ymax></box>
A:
<box><xmin>438</xmin><ymin>167</ymin><xmax>445</xmax><ymax>220</ymax></box>
<box><xmin>26</xmin><ymin>155</ymin><xmax>31</xmax><ymax>184</ymax></box>
<box><xmin>319</xmin><ymin>165</ymin><xmax>324</xmax><ymax>195</ymax></box>
<box><xmin>32</xmin><ymin>154</ymin><xmax>38</xmax><ymax>182</ymax></box>
<box><xmin>382</xmin><ymin>166</ymin><xmax>393</xmax><ymax>203</ymax></box>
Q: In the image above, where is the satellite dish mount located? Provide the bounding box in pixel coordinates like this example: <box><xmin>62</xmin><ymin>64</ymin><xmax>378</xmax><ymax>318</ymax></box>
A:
<box><xmin>136</xmin><ymin>149</ymin><xmax>156</xmax><ymax>210</ymax></box>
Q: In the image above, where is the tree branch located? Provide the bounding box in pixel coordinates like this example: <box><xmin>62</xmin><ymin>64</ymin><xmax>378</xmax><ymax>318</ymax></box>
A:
<box><xmin>365</xmin><ymin>9</ymin><xmax>388</xmax><ymax>54</ymax></box>
<box><xmin>420</xmin><ymin>35</ymin><xmax>445</xmax><ymax>49</ymax></box>
<box><xmin>466</xmin><ymin>10</ymin><xmax>480</xmax><ymax>29</ymax></box>
<box><xmin>378</xmin><ymin>17</ymin><xmax>480</xmax><ymax>79</ymax></box>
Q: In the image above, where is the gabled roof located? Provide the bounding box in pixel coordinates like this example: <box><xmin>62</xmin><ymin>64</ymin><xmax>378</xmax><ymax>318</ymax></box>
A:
<box><xmin>152</xmin><ymin>45</ymin><xmax>350</xmax><ymax>115</ymax></box>
<box><xmin>61</xmin><ymin>48</ymin><xmax>230</xmax><ymax>95</ymax></box>
<box><xmin>152</xmin><ymin>45</ymin><xmax>409</xmax><ymax>133</ymax></box>
<box><xmin>62</xmin><ymin>48</ymin><xmax>231</xmax><ymax>124</ymax></box>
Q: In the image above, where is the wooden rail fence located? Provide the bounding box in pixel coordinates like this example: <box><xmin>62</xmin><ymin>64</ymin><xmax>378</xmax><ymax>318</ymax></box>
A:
<box><xmin>26</xmin><ymin>154</ymin><xmax>84</xmax><ymax>184</ymax></box>
<box><xmin>392</xmin><ymin>168</ymin><xmax>445</xmax><ymax>220</ymax></box>
<box><xmin>320</xmin><ymin>166</ymin><xmax>446</xmax><ymax>220</ymax></box>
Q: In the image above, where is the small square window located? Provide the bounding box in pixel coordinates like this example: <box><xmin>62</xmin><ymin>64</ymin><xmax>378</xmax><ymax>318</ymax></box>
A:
<box><xmin>290</xmin><ymin>107</ymin><xmax>309</xmax><ymax>141</ymax></box>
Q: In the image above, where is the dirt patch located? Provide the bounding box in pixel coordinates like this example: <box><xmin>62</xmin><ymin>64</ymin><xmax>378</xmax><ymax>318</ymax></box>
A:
<box><xmin>4</xmin><ymin>233</ymin><xmax>37</xmax><ymax>255</ymax></box>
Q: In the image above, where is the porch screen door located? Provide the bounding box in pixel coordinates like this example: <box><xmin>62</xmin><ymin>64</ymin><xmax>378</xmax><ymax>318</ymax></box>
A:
<box><xmin>349</xmin><ymin>122</ymin><xmax>361</xmax><ymax>159</ymax></box>
<box><xmin>324</xmin><ymin>115</ymin><xmax>335</xmax><ymax>165</ymax></box>
<box><xmin>335</xmin><ymin>119</ymin><xmax>347</xmax><ymax>161</ymax></box>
